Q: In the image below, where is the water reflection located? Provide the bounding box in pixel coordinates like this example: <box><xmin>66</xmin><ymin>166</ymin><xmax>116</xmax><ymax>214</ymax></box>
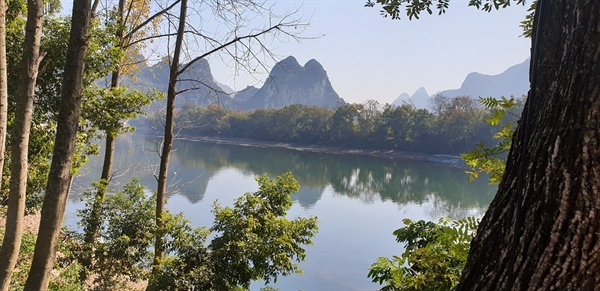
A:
<box><xmin>70</xmin><ymin>133</ymin><xmax>497</xmax><ymax>290</ymax></box>
<box><xmin>74</xmin><ymin>133</ymin><xmax>496</xmax><ymax>213</ymax></box>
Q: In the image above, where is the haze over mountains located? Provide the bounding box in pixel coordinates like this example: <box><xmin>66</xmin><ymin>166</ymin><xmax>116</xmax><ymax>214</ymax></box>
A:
<box><xmin>238</xmin><ymin>56</ymin><xmax>343</xmax><ymax>110</ymax></box>
<box><xmin>126</xmin><ymin>56</ymin><xmax>529</xmax><ymax>112</ymax></box>
<box><xmin>126</xmin><ymin>56</ymin><xmax>344</xmax><ymax>110</ymax></box>
<box><xmin>393</xmin><ymin>58</ymin><xmax>530</xmax><ymax>109</ymax></box>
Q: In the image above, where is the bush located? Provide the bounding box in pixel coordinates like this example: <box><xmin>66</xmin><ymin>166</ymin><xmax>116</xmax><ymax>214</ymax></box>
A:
<box><xmin>368</xmin><ymin>217</ymin><xmax>479</xmax><ymax>291</ymax></box>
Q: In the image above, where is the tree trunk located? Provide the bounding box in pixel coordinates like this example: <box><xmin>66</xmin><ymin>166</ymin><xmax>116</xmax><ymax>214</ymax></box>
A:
<box><xmin>82</xmin><ymin>0</ymin><xmax>122</xmax><ymax>247</ymax></box>
<box><xmin>24</xmin><ymin>0</ymin><xmax>92</xmax><ymax>288</ymax></box>
<box><xmin>80</xmin><ymin>72</ymin><xmax>119</xmax><ymax>281</ymax></box>
<box><xmin>147</xmin><ymin>0</ymin><xmax>186</xmax><ymax>289</ymax></box>
<box><xmin>0</xmin><ymin>0</ymin><xmax>44</xmax><ymax>288</ymax></box>
<box><xmin>458</xmin><ymin>1</ymin><xmax>600</xmax><ymax>289</ymax></box>
<box><xmin>0</xmin><ymin>0</ymin><xmax>7</xmax><ymax>188</ymax></box>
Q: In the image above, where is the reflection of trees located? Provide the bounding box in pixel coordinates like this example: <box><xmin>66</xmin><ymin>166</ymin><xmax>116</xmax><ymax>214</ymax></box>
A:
<box><xmin>72</xmin><ymin>134</ymin><xmax>216</xmax><ymax>203</ymax></box>
<box><xmin>73</xmin><ymin>133</ymin><xmax>496</xmax><ymax>209</ymax></box>
<box><xmin>171</xmin><ymin>138</ymin><xmax>496</xmax><ymax>209</ymax></box>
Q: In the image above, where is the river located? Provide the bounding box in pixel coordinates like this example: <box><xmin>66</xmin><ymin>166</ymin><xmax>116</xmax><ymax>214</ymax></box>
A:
<box><xmin>66</xmin><ymin>133</ymin><xmax>496</xmax><ymax>290</ymax></box>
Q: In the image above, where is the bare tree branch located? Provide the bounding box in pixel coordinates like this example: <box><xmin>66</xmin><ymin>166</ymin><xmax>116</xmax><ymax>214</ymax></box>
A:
<box><xmin>124</xmin><ymin>0</ymin><xmax>182</xmax><ymax>41</ymax></box>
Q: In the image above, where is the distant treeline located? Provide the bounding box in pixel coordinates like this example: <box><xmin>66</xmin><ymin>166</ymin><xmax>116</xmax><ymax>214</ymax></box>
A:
<box><xmin>147</xmin><ymin>95</ymin><xmax>523</xmax><ymax>155</ymax></box>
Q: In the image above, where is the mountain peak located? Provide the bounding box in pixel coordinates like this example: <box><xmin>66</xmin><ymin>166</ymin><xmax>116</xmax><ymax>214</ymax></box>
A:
<box><xmin>392</xmin><ymin>88</ymin><xmax>430</xmax><ymax>109</ymax></box>
<box><xmin>304</xmin><ymin>59</ymin><xmax>324</xmax><ymax>70</ymax></box>
<box><xmin>269</xmin><ymin>56</ymin><xmax>302</xmax><ymax>79</ymax></box>
<box><xmin>412</xmin><ymin>87</ymin><xmax>429</xmax><ymax>97</ymax></box>
<box><xmin>440</xmin><ymin>58</ymin><xmax>530</xmax><ymax>99</ymax></box>
<box><xmin>239</xmin><ymin>56</ymin><xmax>343</xmax><ymax>110</ymax></box>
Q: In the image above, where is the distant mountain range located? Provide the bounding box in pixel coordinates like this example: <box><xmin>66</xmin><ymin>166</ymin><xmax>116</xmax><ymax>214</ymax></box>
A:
<box><xmin>393</xmin><ymin>58</ymin><xmax>530</xmax><ymax>109</ymax></box>
<box><xmin>125</xmin><ymin>56</ymin><xmax>344</xmax><ymax>111</ymax></box>
<box><xmin>392</xmin><ymin>87</ymin><xmax>430</xmax><ymax>109</ymax></box>
<box><xmin>126</xmin><ymin>55</ymin><xmax>529</xmax><ymax>112</ymax></box>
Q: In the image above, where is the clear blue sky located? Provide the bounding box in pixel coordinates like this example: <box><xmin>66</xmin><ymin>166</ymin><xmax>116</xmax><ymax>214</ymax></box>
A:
<box><xmin>62</xmin><ymin>0</ymin><xmax>532</xmax><ymax>104</ymax></box>
<box><xmin>209</xmin><ymin>1</ymin><xmax>532</xmax><ymax>104</ymax></box>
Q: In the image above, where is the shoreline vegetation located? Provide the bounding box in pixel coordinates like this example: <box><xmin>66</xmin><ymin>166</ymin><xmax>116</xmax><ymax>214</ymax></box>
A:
<box><xmin>174</xmin><ymin>135</ymin><xmax>467</xmax><ymax>168</ymax></box>
<box><xmin>138</xmin><ymin>98</ymin><xmax>523</xmax><ymax>167</ymax></box>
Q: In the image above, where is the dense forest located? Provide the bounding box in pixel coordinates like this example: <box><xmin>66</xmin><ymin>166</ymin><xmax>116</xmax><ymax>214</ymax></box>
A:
<box><xmin>153</xmin><ymin>95</ymin><xmax>523</xmax><ymax>155</ymax></box>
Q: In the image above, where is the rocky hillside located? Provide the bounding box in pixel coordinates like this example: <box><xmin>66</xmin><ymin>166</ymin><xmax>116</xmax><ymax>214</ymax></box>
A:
<box><xmin>238</xmin><ymin>56</ymin><xmax>344</xmax><ymax>110</ymax></box>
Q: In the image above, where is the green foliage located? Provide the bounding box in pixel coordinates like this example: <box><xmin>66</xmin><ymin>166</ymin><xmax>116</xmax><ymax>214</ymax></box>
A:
<box><xmin>368</xmin><ymin>217</ymin><xmax>479</xmax><ymax>290</ymax></box>
<box><xmin>74</xmin><ymin>173</ymin><xmax>317</xmax><ymax>290</ymax></box>
<box><xmin>0</xmin><ymin>216</ymin><xmax>85</xmax><ymax>291</ymax></box>
<box><xmin>172</xmin><ymin>98</ymin><xmax>493</xmax><ymax>154</ymax></box>
<box><xmin>519</xmin><ymin>1</ymin><xmax>537</xmax><ymax>38</ymax></box>
<box><xmin>82</xmin><ymin>86</ymin><xmax>159</xmax><ymax>138</ymax></box>
<box><xmin>147</xmin><ymin>212</ymin><xmax>211</xmax><ymax>290</ymax></box>
<box><xmin>0</xmin><ymin>10</ymin><xmax>130</xmax><ymax>212</ymax></box>
<box><xmin>365</xmin><ymin>0</ymin><xmax>527</xmax><ymax>19</ymax></box>
<box><xmin>461</xmin><ymin>96</ymin><xmax>521</xmax><ymax>184</ymax></box>
<box><xmin>75</xmin><ymin>179</ymin><xmax>154</xmax><ymax>288</ymax></box>
<box><xmin>209</xmin><ymin>173</ymin><xmax>319</xmax><ymax>290</ymax></box>
<box><xmin>365</xmin><ymin>0</ymin><xmax>533</xmax><ymax>36</ymax></box>
<box><xmin>0</xmin><ymin>225</ymin><xmax>38</xmax><ymax>290</ymax></box>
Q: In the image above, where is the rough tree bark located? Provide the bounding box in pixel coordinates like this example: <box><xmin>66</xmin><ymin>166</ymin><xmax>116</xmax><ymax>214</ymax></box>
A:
<box><xmin>24</xmin><ymin>0</ymin><xmax>92</xmax><ymax>288</ymax></box>
<box><xmin>0</xmin><ymin>0</ymin><xmax>7</xmax><ymax>188</ymax></box>
<box><xmin>458</xmin><ymin>1</ymin><xmax>600</xmax><ymax>289</ymax></box>
<box><xmin>0</xmin><ymin>0</ymin><xmax>44</xmax><ymax>288</ymax></box>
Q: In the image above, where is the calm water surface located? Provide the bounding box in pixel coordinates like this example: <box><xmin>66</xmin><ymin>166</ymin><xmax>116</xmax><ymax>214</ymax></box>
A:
<box><xmin>67</xmin><ymin>133</ymin><xmax>497</xmax><ymax>290</ymax></box>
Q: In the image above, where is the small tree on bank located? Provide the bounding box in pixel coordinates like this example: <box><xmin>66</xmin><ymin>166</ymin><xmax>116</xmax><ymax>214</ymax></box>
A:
<box><xmin>75</xmin><ymin>173</ymin><xmax>317</xmax><ymax>290</ymax></box>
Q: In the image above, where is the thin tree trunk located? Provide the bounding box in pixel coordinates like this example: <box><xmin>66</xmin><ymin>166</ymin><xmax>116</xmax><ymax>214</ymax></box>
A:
<box><xmin>79</xmin><ymin>132</ymin><xmax>114</xmax><ymax>279</ymax></box>
<box><xmin>80</xmin><ymin>0</ymin><xmax>124</xmax><ymax>276</ymax></box>
<box><xmin>147</xmin><ymin>0</ymin><xmax>186</xmax><ymax>289</ymax></box>
<box><xmin>83</xmin><ymin>5</ymin><xmax>122</xmax><ymax>245</ymax></box>
<box><xmin>83</xmin><ymin>134</ymin><xmax>114</xmax><ymax>245</ymax></box>
<box><xmin>0</xmin><ymin>0</ymin><xmax>44</xmax><ymax>288</ymax></box>
<box><xmin>0</xmin><ymin>0</ymin><xmax>7</xmax><ymax>186</ymax></box>
<box><xmin>458</xmin><ymin>1</ymin><xmax>600</xmax><ymax>289</ymax></box>
<box><xmin>24</xmin><ymin>0</ymin><xmax>92</xmax><ymax>288</ymax></box>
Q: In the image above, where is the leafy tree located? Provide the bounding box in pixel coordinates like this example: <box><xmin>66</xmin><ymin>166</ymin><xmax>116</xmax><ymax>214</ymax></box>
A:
<box><xmin>331</xmin><ymin>103</ymin><xmax>366</xmax><ymax>144</ymax></box>
<box><xmin>80</xmin><ymin>86</ymin><xmax>156</xmax><ymax>275</ymax></box>
<box><xmin>75</xmin><ymin>179</ymin><xmax>154</xmax><ymax>289</ymax></box>
<box><xmin>209</xmin><ymin>173</ymin><xmax>318</xmax><ymax>290</ymax></box>
<box><xmin>369</xmin><ymin>217</ymin><xmax>479</xmax><ymax>290</ymax></box>
<box><xmin>74</xmin><ymin>173</ymin><xmax>317</xmax><ymax>290</ymax></box>
<box><xmin>379</xmin><ymin>103</ymin><xmax>432</xmax><ymax>149</ymax></box>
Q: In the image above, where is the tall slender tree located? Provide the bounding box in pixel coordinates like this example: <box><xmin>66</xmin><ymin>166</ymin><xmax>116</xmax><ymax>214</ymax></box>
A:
<box><xmin>82</xmin><ymin>0</ymin><xmax>173</xmax><ymax>256</ymax></box>
<box><xmin>0</xmin><ymin>0</ymin><xmax>7</xmax><ymax>188</ymax></box>
<box><xmin>146</xmin><ymin>1</ymin><xmax>307</xmax><ymax>288</ymax></box>
<box><xmin>148</xmin><ymin>0</ymin><xmax>187</xmax><ymax>286</ymax></box>
<box><xmin>24</xmin><ymin>0</ymin><xmax>93</xmax><ymax>288</ymax></box>
<box><xmin>0</xmin><ymin>0</ymin><xmax>45</xmax><ymax>288</ymax></box>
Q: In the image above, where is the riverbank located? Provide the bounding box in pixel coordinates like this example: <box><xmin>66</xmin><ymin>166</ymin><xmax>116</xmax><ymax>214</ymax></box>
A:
<box><xmin>175</xmin><ymin>135</ymin><xmax>467</xmax><ymax>168</ymax></box>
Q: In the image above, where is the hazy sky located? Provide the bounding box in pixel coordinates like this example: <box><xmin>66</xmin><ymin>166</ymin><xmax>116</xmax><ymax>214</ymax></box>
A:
<box><xmin>59</xmin><ymin>0</ymin><xmax>532</xmax><ymax>104</ymax></box>
<box><xmin>208</xmin><ymin>1</ymin><xmax>532</xmax><ymax>104</ymax></box>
